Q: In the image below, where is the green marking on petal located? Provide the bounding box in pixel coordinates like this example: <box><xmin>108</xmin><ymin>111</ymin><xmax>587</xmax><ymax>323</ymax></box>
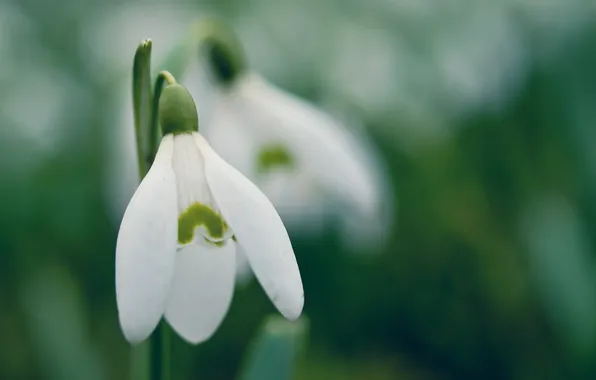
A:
<box><xmin>256</xmin><ymin>144</ymin><xmax>294</xmax><ymax>174</ymax></box>
<box><xmin>178</xmin><ymin>202</ymin><xmax>229</xmax><ymax>244</ymax></box>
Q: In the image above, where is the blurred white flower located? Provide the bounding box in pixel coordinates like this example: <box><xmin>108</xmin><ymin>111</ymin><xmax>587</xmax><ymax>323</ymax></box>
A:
<box><xmin>186</xmin><ymin>71</ymin><xmax>393</xmax><ymax>255</ymax></box>
<box><xmin>116</xmin><ymin>84</ymin><xmax>303</xmax><ymax>345</ymax></box>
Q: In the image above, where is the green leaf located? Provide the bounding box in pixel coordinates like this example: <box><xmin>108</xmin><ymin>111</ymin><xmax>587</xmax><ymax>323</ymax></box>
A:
<box><xmin>238</xmin><ymin>315</ymin><xmax>309</xmax><ymax>380</ymax></box>
<box><xmin>132</xmin><ymin>39</ymin><xmax>153</xmax><ymax>177</ymax></box>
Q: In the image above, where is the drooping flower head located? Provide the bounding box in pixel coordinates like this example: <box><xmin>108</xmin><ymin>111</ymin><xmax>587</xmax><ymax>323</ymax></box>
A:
<box><xmin>116</xmin><ymin>81</ymin><xmax>303</xmax><ymax>344</ymax></box>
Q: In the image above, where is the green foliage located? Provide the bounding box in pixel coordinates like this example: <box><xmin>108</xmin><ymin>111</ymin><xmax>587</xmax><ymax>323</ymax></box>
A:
<box><xmin>239</xmin><ymin>316</ymin><xmax>308</xmax><ymax>380</ymax></box>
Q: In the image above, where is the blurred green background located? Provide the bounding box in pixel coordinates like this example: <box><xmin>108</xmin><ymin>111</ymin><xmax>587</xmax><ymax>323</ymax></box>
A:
<box><xmin>2</xmin><ymin>0</ymin><xmax>596</xmax><ymax>379</ymax></box>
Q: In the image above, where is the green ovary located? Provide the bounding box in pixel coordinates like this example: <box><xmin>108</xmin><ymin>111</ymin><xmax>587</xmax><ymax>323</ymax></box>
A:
<box><xmin>178</xmin><ymin>202</ymin><xmax>230</xmax><ymax>244</ymax></box>
<box><xmin>256</xmin><ymin>144</ymin><xmax>294</xmax><ymax>174</ymax></box>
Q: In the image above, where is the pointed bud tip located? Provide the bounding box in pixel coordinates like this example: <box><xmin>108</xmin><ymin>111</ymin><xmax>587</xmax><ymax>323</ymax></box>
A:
<box><xmin>158</xmin><ymin>83</ymin><xmax>199</xmax><ymax>135</ymax></box>
<box><xmin>135</xmin><ymin>38</ymin><xmax>152</xmax><ymax>57</ymax></box>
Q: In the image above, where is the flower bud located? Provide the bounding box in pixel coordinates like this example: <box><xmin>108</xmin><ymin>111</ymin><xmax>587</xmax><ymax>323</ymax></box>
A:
<box><xmin>158</xmin><ymin>84</ymin><xmax>199</xmax><ymax>135</ymax></box>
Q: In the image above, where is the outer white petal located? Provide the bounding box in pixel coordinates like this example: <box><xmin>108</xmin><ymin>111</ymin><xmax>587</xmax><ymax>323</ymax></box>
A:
<box><xmin>195</xmin><ymin>133</ymin><xmax>304</xmax><ymax>320</ymax></box>
<box><xmin>115</xmin><ymin>135</ymin><xmax>177</xmax><ymax>344</ymax></box>
<box><xmin>165</xmin><ymin>242</ymin><xmax>236</xmax><ymax>344</ymax></box>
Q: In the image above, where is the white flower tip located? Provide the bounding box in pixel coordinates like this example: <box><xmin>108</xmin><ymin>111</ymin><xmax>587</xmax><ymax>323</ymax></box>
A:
<box><xmin>116</xmin><ymin>285</ymin><xmax>155</xmax><ymax>345</ymax></box>
<box><xmin>169</xmin><ymin>325</ymin><xmax>215</xmax><ymax>345</ymax></box>
<box><xmin>163</xmin><ymin>243</ymin><xmax>236</xmax><ymax>346</ymax></box>
<box><xmin>119</xmin><ymin>319</ymin><xmax>153</xmax><ymax>345</ymax></box>
<box><xmin>278</xmin><ymin>291</ymin><xmax>304</xmax><ymax>322</ymax></box>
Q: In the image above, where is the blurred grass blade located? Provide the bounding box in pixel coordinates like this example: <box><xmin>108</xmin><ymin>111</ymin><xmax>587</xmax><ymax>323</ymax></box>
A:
<box><xmin>520</xmin><ymin>196</ymin><xmax>596</xmax><ymax>356</ymax></box>
<box><xmin>238</xmin><ymin>315</ymin><xmax>309</xmax><ymax>380</ymax></box>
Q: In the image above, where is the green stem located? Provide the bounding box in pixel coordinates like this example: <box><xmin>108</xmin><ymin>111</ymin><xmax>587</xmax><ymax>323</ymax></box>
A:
<box><xmin>130</xmin><ymin>342</ymin><xmax>150</xmax><ymax>380</ymax></box>
<box><xmin>148</xmin><ymin>71</ymin><xmax>177</xmax><ymax>163</ymax></box>
<box><xmin>150</xmin><ymin>322</ymin><xmax>172</xmax><ymax>380</ymax></box>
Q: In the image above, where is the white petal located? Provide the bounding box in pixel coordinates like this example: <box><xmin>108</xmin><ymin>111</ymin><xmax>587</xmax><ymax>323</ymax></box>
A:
<box><xmin>195</xmin><ymin>133</ymin><xmax>304</xmax><ymax>320</ymax></box>
<box><xmin>165</xmin><ymin>241</ymin><xmax>236</xmax><ymax>344</ymax></box>
<box><xmin>115</xmin><ymin>135</ymin><xmax>177</xmax><ymax>344</ymax></box>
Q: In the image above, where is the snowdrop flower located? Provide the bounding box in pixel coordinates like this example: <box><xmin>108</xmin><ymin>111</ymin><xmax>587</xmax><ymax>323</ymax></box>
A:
<box><xmin>185</xmin><ymin>38</ymin><xmax>393</xmax><ymax>252</ymax></box>
<box><xmin>116</xmin><ymin>82</ymin><xmax>303</xmax><ymax>344</ymax></box>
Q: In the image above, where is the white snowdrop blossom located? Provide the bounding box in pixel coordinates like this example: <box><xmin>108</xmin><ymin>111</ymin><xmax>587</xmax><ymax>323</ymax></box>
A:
<box><xmin>115</xmin><ymin>83</ymin><xmax>303</xmax><ymax>345</ymax></box>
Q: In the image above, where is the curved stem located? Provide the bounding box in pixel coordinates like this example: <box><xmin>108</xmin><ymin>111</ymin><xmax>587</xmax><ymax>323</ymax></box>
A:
<box><xmin>158</xmin><ymin>70</ymin><xmax>178</xmax><ymax>86</ymax></box>
<box><xmin>150</xmin><ymin>322</ymin><xmax>171</xmax><ymax>380</ymax></box>
<box><xmin>147</xmin><ymin>71</ymin><xmax>177</xmax><ymax>165</ymax></box>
